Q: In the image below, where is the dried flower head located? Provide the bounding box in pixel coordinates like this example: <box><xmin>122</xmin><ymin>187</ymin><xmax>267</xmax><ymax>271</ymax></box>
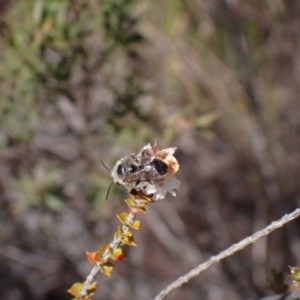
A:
<box><xmin>140</xmin><ymin>144</ymin><xmax>180</xmax><ymax>200</ymax></box>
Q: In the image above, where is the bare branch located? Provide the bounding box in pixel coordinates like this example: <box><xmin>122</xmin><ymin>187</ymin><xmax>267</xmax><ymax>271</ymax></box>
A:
<box><xmin>153</xmin><ymin>208</ymin><xmax>300</xmax><ymax>300</ymax></box>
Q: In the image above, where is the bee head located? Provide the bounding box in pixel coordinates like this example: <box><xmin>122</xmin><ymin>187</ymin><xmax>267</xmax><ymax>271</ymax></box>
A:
<box><xmin>117</xmin><ymin>164</ymin><xmax>126</xmax><ymax>176</ymax></box>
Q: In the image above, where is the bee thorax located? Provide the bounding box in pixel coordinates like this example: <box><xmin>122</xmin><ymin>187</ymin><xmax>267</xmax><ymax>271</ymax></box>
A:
<box><xmin>117</xmin><ymin>164</ymin><xmax>139</xmax><ymax>176</ymax></box>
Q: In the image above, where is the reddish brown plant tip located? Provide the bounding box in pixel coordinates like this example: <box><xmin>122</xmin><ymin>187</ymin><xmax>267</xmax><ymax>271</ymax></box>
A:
<box><xmin>86</xmin><ymin>251</ymin><xmax>97</xmax><ymax>265</ymax></box>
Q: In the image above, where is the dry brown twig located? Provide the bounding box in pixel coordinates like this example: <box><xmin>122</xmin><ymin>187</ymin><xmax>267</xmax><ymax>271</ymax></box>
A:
<box><xmin>153</xmin><ymin>208</ymin><xmax>300</xmax><ymax>300</ymax></box>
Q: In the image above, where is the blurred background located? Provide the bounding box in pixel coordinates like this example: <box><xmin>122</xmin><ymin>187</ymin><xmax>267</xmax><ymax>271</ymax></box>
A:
<box><xmin>0</xmin><ymin>0</ymin><xmax>300</xmax><ymax>299</ymax></box>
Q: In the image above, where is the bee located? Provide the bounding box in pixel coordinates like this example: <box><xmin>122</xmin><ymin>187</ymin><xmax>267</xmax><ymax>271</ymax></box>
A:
<box><xmin>110</xmin><ymin>148</ymin><xmax>169</xmax><ymax>191</ymax></box>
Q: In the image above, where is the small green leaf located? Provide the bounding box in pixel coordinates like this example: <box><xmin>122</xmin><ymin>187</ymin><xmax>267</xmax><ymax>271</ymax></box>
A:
<box><xmin>99</xmin><ymin>261</ymin><xmax>114</xmax><ymax>277</ymax></box>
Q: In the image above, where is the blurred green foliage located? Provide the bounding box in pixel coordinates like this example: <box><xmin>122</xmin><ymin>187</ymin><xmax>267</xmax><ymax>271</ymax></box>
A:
<box><xmin>103</xmin><ymin>0</ymin><xmax>143</xmax><ymax>45</ymax></box>
<box><xmin>12</xmin><ymin>163</ymin><xmax>65</xmax><ymax>213</ymax></box>
<box><xmin>269</xmin><ymin>268</ymin><xmax>289</xmax><ymax>294</ymax></box>
<box><xmin>0</xmin><ymin>0</ymin><xmax>151</xmax><ymax>213</ymax></box>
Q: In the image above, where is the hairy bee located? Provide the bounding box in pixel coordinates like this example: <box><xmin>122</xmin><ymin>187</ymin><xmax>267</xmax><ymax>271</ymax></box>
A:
<box><xmin>111</xmin><ymin>148</ymin><xmax>169</xmax><ymax>191</ymax></box>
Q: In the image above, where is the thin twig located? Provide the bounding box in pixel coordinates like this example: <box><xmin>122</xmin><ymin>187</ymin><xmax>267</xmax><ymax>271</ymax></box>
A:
<box><xmin>153</xmin><ymin>208</ymin><xmax>300</xmax><ymax>300</ymax></box>
<box><xmin>79</xmin><ymin>213</ymin><xmax>136</xmax><ymax>299</ymax></box>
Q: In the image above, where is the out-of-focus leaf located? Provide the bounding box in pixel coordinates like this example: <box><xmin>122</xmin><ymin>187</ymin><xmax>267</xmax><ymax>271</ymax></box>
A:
<box><xmin>116</xmin><ymin>212</ymin><xmax>129</xmax><ymax>225</ymax></box>
<box><xmin>269</xmin><ymin>268</ymin><xmax>288</xmax><ymax>294</ymax></box>
<box><xmin>195</xmin><ymin>111</ymin><xmax>220</xmax><ymax>130</ymax></box>
<box><xmin>109</xmin><ymin>247</ymin><xmax>125</xmax><ymax>261</ymax></box>
<box><xmin>67</xmin><ymin>282</ymin><xmax>83</xmax><ymax>298</ymax></box>
<box><xmin>290</xmin><ymin>266</ymin><xmax>300</xmax><ymax>288</ymax></box>
<box><xmin>99</xmin><ymin>261</ymin><xmax>114</xmax><ymax>277</ymax></box>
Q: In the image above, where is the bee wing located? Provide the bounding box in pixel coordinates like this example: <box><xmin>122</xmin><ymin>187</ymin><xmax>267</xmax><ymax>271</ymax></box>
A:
<box><xmin>123</xmin><ymin>172</ymin><xmax>166</xmax><ymax>184</ymax></box>
<box><xmin>123</xmin><ymin>172</ymin><xmax>147</xmax><ymax>183</ymax></box>
<box><xmin>121</xmin><ymin>155</ymin><xmax>139</xmax><ymax>164</ymax></box>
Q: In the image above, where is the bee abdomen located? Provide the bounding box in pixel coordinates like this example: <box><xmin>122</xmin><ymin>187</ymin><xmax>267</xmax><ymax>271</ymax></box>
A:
<box><xmin>151</xmin><ymin>159</ymin><xmax>168</xmax><ymax>175</ymax></box>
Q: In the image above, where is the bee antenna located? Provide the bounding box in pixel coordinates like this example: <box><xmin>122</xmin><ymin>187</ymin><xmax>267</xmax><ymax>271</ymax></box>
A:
<box><xmin>106</xmin><ymin>181</ymin><xmax>114</xmax><ymax>201</ymax></box>
<box><xmin>101</xmin><ymin>161</ymin><xmax>110</xmax><ymax>172</ymax></box>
